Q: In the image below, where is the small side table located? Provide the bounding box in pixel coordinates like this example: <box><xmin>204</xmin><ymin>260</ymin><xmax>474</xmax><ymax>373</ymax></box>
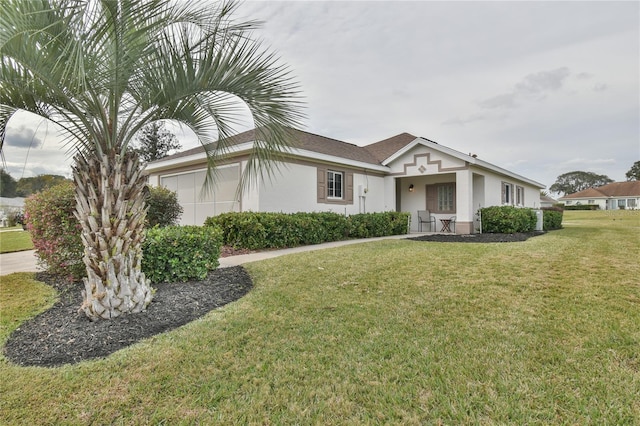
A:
<box><xmin>440</xmin><ymin>219</ymin><xmax>452</xmax><ymax>233</ymax></box>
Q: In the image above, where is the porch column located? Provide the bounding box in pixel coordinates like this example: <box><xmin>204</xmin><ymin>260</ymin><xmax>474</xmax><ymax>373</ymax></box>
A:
<box><xmin>455</xmin><ymin>169</ymin><xmax>474</xmax><ymax>234</ymax></box>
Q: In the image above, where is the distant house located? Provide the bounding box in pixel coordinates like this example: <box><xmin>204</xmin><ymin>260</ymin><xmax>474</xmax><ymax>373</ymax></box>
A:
<box><xmin>146</xmin><ymin>128</ymin><xmax>545</xmax><ymax>234</ymax></box>
<box><xmin>0</xmin><ymin>197</ymin><xmax>25</xmax><ymax>227</ymax></box>
<box><xmin>540</xmin><ymin>195</ymin><xmax>558</xmax><ymax>208</ymax></box>
<box><xmin>558</xmin><ymin>181</ymin><xmax>640</xmax><ymax>210</ymax></box>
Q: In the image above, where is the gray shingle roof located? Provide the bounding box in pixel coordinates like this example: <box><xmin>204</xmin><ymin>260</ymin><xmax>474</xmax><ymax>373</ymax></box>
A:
<box><xmin>363</xmin><ymin>133</ymin><xmax>418</xmax><ymax>163</ymax></box>
<box><xmin>153</xmin><ymin>128</ymin><xmax>417</xmax><ymax>167</ymax></box>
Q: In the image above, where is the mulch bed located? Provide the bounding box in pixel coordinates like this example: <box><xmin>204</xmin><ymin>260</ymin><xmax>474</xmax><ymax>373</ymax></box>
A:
<box><xmin>3</xmin><ymin>266</ymin><xmax>253</xmax><ymax>368</ymax></box>
<box><xmin>407</xmin><ymin>231</ymin><xmax>545</xmax><ymax>243</ymax></box>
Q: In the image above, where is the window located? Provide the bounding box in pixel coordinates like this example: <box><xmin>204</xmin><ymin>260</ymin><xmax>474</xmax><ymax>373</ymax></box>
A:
<box><xmin>516</xmin><ymin>186</ymin><xmax>525</xmax><ymax>206</ymax></box>
<box><xmin>438</xmin><ymin>184</ymin><xmax>455</xmax><ymax>212</ymax></box>
<box><xmin>317</xmin><ymin>167</ymin><xmax>353</xmax><ymax>205</ymax></box>
<box><xmin>502</xmin><ymin>182</ymin><xmax>513</xmax><ymax>205</ymax></box>
<box><xmin>588</xmin><ymin>199</ymin><xmax>595</xmax><ymax>204</ymax></box>
<box><xmin>327</xmin><ymin>170</ymin><xmax>343</xmax><ymax>199</ymax></box>
<box><xmin>426</xmin><ymin>183</ymin><xmax>455</xmax><ymax>213</ymax></box>
<box><xmin>628</xmin><ymin>199</ymin><xmax>637</xmax><ymax>208</ymax></box>
<box><xmin>618</xmin><ymin>199</ymin><xmax>626</xmax><ymax>209</ymax></box>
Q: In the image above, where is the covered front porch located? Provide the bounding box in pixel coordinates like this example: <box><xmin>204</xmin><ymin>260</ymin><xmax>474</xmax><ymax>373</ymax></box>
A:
<box><xmin>394</xmin><ymin>170</ymin><xmax>485</xmax><ymax>234</ymax></box>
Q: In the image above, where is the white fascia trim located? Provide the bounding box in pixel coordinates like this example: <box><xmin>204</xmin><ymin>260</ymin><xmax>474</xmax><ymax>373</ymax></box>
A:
<box><xmin>382</xmin><ymin>137</ymin><xmax>545</xmax><ymax>189</ymax></box>
<box><xmin>146</xmin><ymin>141</ymin><xmax>255</xmax><ymax>173</ymax></box>
<box><xmin>146</xmin><ymin>142</ymin><xmax>390</xmax><ymax>174</ymax></box>
<box><xmin>472</xmin><ymin>159</ymin><xmax>545</xmax><ymax>189</ymax></box>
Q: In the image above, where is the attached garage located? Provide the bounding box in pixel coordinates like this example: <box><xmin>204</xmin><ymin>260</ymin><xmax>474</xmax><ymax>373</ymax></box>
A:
<box><xmin>159</xmin><ymin>164</ymin><xmax>241</xmax><ymax>225</ymax></box>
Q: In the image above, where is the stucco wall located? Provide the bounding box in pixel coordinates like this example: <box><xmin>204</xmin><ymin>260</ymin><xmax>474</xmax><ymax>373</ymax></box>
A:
<box><xmin>150</xmin><ymin>158</ymin><xmax>390</xmax><ymax>225</ymax></box>
<box><xmin>254</xmin><ymin>162</ymin><xmax>387</xmax><ymax>215</ymax></box>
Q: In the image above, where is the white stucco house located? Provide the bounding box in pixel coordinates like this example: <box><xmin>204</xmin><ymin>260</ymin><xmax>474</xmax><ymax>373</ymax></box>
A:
<box><xmin>146</xmin><ymin>128</ymin><xmax>545</xmax><ymax>234</ymax></box>
<box><xmin>0</xmin><ymin>196</ymin><xmax>25</xmax><ymax>227</ymax></box>
<box><xmin>558</xmin><ymin>181</ymin><xmax>640</xmax><ymax>210</ymax></box>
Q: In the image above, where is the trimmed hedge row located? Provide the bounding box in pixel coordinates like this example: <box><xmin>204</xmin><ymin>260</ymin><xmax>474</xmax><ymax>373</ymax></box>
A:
<box><xmin>349</xmin><ymin>211</ymin><xmax>410</xmax><ymax>239</ymax></box>
<box><xmin>205</xmin><ymin>211</ymin><xmax>410</xmax><ymax>249</ymax></box>
<box><xmin>480</xmin><ymin>206</ymin><xmax>564</xmax><ymax>233</ymax></box>
<box><xmin>479</xmin><ymin>206</ymin><xmax>537</xmax><ymax>233</ymax></box>
<box><xmin>564</xmin><ymin>204</ymin><xmax>599</xmax><ymax>210</ymax></box>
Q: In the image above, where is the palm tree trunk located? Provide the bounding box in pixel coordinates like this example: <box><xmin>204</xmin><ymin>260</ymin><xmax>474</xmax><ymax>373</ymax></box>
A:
<box><xmin>73</xmin><ymin>151</ymin><xmax>153</xmax><ymax>321</ymax></box>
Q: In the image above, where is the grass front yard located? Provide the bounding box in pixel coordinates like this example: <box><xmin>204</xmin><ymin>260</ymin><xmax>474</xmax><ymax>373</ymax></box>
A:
<box><xmin>1</xmin><ymin>210</ymin><xmax>639</xmax><ymax>424</ymax></box>
<box><xmin>0</xmin><ymin>228</ymin><xmax>33</xmax><ymax>253</ymax></box>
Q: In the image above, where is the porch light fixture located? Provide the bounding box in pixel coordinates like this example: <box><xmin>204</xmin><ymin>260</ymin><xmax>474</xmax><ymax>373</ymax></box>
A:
<box><xmin>409</xmin><ymin>184</ymin><xmax>414</xmax><ymax>192</ymax></box>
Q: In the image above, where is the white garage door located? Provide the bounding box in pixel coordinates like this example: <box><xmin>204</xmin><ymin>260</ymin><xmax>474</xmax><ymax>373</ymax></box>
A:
<box><xmin>160</xmin><ymin>164</ymin><xmax>241</xmax><ymax>225</ymax></box>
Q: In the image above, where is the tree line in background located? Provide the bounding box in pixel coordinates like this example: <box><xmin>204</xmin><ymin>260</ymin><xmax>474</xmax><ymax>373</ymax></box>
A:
<box><xmin>1</xmin><ymin>121</ymin><xmax>182</xmax><ymax>198</ymax></box>
<box><xmin>0</xmin><ymin>170</ymin><xmax>70</xmax><ymax>198</ymax></box>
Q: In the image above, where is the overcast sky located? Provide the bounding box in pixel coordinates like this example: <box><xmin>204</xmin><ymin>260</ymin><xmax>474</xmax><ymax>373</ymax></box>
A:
<box><xmin>1</xmin><ymin>0</ymin><xmax>638</xmax><ymax>193</ymax></box>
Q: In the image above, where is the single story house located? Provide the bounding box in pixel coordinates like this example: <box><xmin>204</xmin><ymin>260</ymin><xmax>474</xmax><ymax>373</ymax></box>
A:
<box><xmin>0</xmin><ymin>196</ymin><xmax>25</xmax><ymax>227</ymax></box>
<box><xmin>146</xmin><ymin>128</ymin><xmax>545</xmax><ymax>234</ymax></box>
<box><xmin>540</xmin><ymin>195</ymin><xmax>559</xmax><ymax>208</ymax></box>
<box><xmin>558</xmin><ymin>181</ymin><xmax>640</xmax><ymax>210</ymax></box>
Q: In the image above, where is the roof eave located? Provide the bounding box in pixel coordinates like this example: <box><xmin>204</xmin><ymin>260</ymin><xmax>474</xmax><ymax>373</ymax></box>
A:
<box><xmin>145</xmin><ymin>141</ymin><xmax>390</xmax><ymax>174</ymax></box>
<box><xmin>145</xmin><ymin>141</ymin><xmax>255</xmax><ymax>173</ymax></box>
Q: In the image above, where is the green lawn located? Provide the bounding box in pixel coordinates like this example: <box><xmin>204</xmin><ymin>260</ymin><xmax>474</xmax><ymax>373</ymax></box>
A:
<box><xmin>0</xmin><ymin>228</ymin><xmax>34</xmax><ymax>253</ymax></box>
<box><xmin>1</xmin><ymin>210</ymin><xmax>639</xmax><ymax>424</ymax></box>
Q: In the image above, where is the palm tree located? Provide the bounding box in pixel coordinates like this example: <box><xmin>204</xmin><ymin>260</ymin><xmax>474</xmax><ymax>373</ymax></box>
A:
<box><xmin>0</xmin><ymin>0</ymin><xmax>303</xmax><ymax>320</ymax></box>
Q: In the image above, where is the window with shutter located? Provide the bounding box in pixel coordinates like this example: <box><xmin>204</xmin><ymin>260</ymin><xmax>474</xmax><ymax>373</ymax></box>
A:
<box><xmin>426</xmin><ymin>183</ymin><xmax>455</xmax><ymax>213</ymax></box>
<box><xmin>317</xmin><ymin>167</ymin><xmax>353</xmax><ymax>205</ymax></box>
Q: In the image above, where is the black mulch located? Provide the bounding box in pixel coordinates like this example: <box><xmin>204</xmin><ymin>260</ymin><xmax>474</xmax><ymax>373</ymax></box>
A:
<box><xmin>407</xmin><ymin>231</ymin><xmax>545</xmax><ymax>243</ymax></box>
<box><xmin>3</xmin><ymin>266</ymin><xmax>253</xmax><ymax>368</ymax></box>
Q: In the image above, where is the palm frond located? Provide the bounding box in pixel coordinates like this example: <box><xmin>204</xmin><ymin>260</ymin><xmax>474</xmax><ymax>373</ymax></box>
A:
<box><xmin>1</xmin><ymin>0</ymin><xmax>304</xmax><ymax>189</ymax></box>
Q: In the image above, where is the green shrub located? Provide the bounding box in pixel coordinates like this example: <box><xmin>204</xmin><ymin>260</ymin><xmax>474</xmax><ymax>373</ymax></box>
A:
<box><xmin>146</xmin><ymin>186</ymin><xmax>183</xmax><ymax>227</ymax></box>
<box><xmin>142</xmin><ymin>225</ymin><xmax>222</xmax><ymax>284</ymax></box>
<box><xmin>309</xmin><ymin>212</ymin><xmax>351</xmax><ymax>243</ymax></box>
<box><xmin>542</xmin><ymin>207</ymin><xmax>564</xmax><ymax>231</ymax></box>
<box><xmin>6</xmin><ymin>209</ymin><xmax>24</xmax><ymax>227</ymax></box>
<box><xmin>564</xmin><ymin>204</ymin><xmax>599</xmax><ymax>210</ymax></box>
<box><xmin>349</xmin><ymin>212</ymin><xmax>410</xmax><ymax>238</ymax></box>
<box><xmin>205</xmin><ymin>211</ymin><xmax>346</xmax><ymax>249</ymax></box>
<box><xmin>480</xmin><ymin>206</ymin><xmax>537</xmax><ymax>233</ymax></box>
<box><xmin>205</xmin><ymin>211</ymin><xmax>409</xmax><ymax>250</ymax></box>
<box><xmin>24</xmin><ymin>182</ymin><xmax>85</xmax><ymax>280</ymax></box>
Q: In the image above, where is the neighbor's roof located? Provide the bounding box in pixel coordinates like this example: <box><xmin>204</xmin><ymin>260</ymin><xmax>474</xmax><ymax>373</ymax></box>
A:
<box><xmin>560</xmin><ymin>181</ymin><xmax>640</xmax><ymax>199</ymax></box>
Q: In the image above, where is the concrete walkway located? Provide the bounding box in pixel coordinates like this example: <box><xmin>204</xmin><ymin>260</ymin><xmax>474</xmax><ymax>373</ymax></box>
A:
<box><xmin>0</xmin><ymin>234</ymin><xmax>421</xmax><ymax>276</ymax></box>
<box><xmin>217</xmin><ymin>233</ymin><xmax>415</xmax><ymax>268</ymax></box>
<box><xmin>0</xmin><ymin>250</ymin><xmax>41</xmax><ymax>276</ymax></box>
